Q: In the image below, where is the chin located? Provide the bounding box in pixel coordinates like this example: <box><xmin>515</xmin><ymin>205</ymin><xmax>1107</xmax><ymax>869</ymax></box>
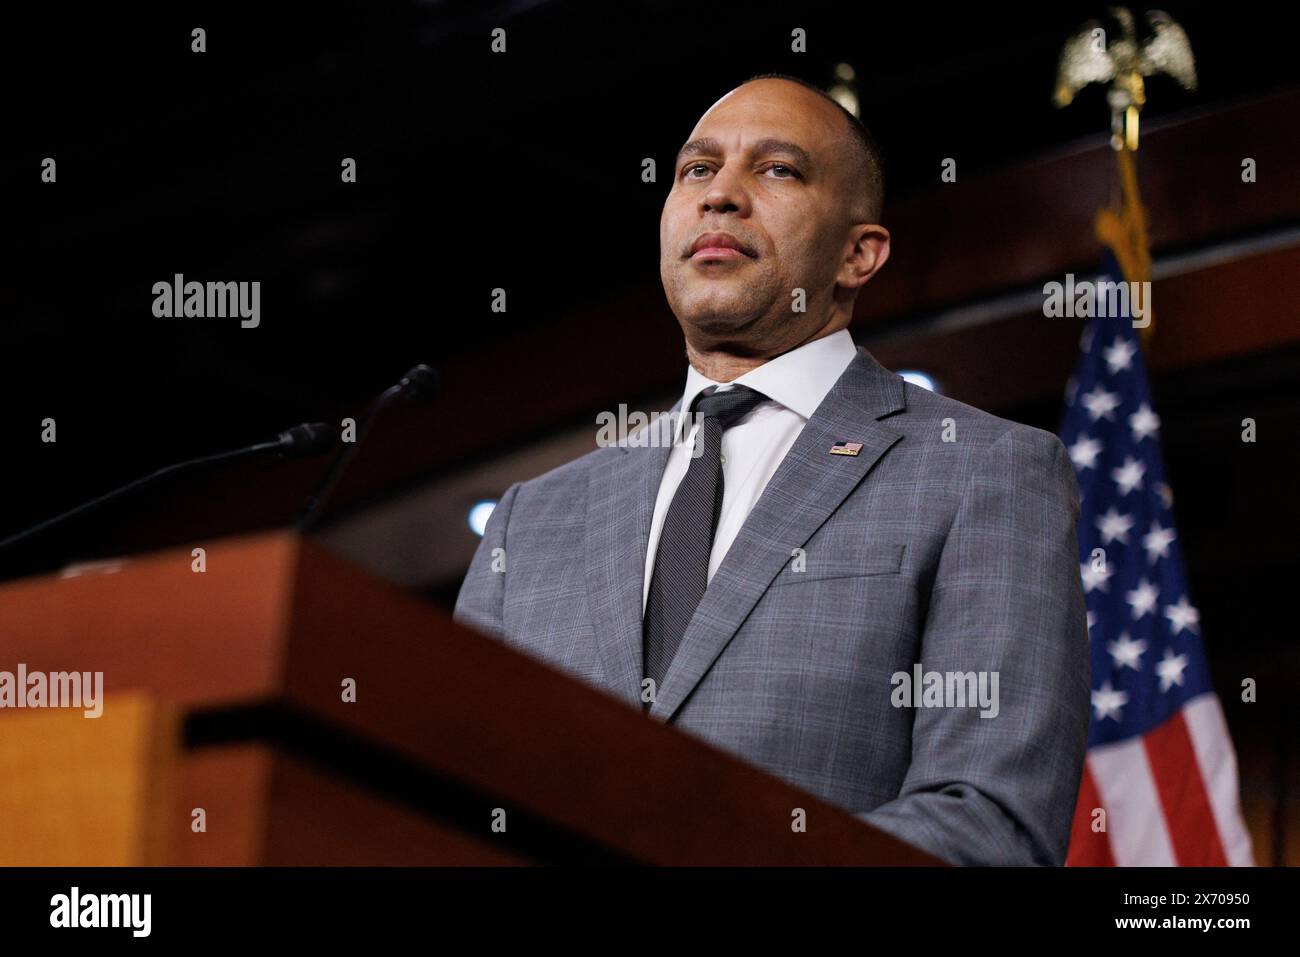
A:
<box><xmin>678</xmin><ymin>301</ymin><xmax>765</xmax><ymax>337</ymax></box>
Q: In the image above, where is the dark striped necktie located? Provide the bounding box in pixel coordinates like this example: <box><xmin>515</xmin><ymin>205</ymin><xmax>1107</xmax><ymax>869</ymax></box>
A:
<box><xmin>643</xmin><ymin>384</ymin><xmax>770</xmax><ymax>707</ymax></box>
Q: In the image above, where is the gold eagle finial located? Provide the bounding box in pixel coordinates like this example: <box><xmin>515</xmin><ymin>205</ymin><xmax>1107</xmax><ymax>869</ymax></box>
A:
<box><xmin>1054</xmin><ymin>7</ymin><xmax>1197</xmax><ymax>150</ymax></box>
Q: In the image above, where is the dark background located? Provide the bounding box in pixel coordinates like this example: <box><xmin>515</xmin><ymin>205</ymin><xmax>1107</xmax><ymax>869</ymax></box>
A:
<box><xmin>3</xmin><ymin>0</ymin><xmax>1296</xmax><ymax>570</ymax></box>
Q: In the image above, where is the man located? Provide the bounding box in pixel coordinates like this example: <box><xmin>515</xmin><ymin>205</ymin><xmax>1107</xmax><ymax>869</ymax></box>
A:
<box><xmin>455</xmin><ymin>74</ymin><xmax>1090</xmax><ymax>865</ymax></box>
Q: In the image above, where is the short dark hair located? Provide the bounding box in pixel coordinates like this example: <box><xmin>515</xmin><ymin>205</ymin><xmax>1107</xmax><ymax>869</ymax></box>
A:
<box><xmin>743</xmin><ymin>72</ymin><xmax>885</xmax><ymax>223</ymax></box>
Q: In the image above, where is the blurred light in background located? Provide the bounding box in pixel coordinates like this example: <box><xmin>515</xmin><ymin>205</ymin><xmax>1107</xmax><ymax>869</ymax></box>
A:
<box><xmin>897</xmin><ymin>370</ymin><xmax>940</xmax><ymax>393</ymax></box>
<box><xmin>468</xmin><ymin>499</ymin><xmax>497</xmax><ymax>537</ymax></box>
<box><xmin>828</xmin><ymin>62</ymin><xmax>859</xmax><ymax>118</ymax></box>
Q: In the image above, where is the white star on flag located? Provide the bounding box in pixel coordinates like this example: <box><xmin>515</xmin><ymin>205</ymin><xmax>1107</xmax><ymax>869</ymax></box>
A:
<box><xmin>1104</xmin><ymin>337</ymin><xmax>1138</xmax><ymax>374</ymax></box>
<box><xmin>1156</xmin><ymin>647</ymin><xmax>1190</xmax><ymax>692</ymax></box>
<box><xmin>1081</xmin><ymin>385</ymin><xmax>1122</xmax><ymax>422</ymax></box>
<box><xmin>1129</xmin><ymin>402</ymin><xmax>1161</xmax><ymax>442</ymax></box>
<box><xmin>1107</xmin><ymin>632</ymin><xmax>1147</xmax><ymax>671</ymax></box>
<box><xmin>1126</xmin><ymin>578</ymin><xmax>1160</xmax><ymax>619</ymax></box>
<box><xmin>1111</xmin><ymin>456</ymin><xmax>1146</xmax><ymax>495</ymax></box>
<box><xmin>1080</xmin><ymin>559</ymin><xmax>1113</xmax><ymax>594</ymax></box>
<box><xmin>1092</xmin><ymin>680</ymin><xmax>1129</xmax><ymax>721</ymax></box>
<box><xmin>1096</xmin><ymin>506</ymin><xmax>1135</xmax><ymax>545</ymax></box>
<box><xmin>1069</xmin><ymin>434</ymin><xmax>1104</xmax><ymax>471</ymax></box>
<box><xmin>1143</xmin><ymin>520</ymin><xmax>1177</xmax><ymax>563</ymax></box>
<box><xmin>1165</xmin><ymin>596</ymin><xmax>1201</xmax><ymax>635</ymax></box>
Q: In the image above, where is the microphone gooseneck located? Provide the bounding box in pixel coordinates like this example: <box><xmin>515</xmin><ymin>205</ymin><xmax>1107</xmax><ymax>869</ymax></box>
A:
<box><xmin>296</xmin><ymin>364</ymin><xmax>440</xmax><ymax>533</ymax></box>
<box><xmin>0</xmin><ymin>422</ymin><xmax>334</xmax><ymax>554</ymax></box>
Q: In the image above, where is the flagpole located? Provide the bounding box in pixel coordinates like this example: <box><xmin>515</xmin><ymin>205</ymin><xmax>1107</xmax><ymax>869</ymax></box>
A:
<box><xmin>1094</xmin><ymin>147</ymin><xmax>1156</xmax><ymax>349</ymax></box>
<box><xmin>1053</xmin><ymin>6</ymin><xmax>1201</xmax><ymax>352</ymax></box>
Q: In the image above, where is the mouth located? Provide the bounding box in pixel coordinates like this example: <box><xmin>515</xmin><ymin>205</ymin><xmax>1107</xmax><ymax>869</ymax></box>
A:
<box><xmin>687</xmin><ymin>232</ymin><xmax>757</xmax><ymax>261</ymax></box>
<box><xmin>691</xmin><ymin>246</ymin><xmax>751</xmax><ymax>261</ymax></box>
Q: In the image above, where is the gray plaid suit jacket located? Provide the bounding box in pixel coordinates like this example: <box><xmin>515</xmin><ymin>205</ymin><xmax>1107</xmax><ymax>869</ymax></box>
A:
<box><xmin>454</xmin><ymin>345</ymin><xmax>1090</xmax><ymax>865</ymax></box>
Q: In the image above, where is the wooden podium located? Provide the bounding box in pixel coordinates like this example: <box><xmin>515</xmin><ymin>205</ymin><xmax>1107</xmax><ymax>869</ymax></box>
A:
<box><xmin>0</xmin><ymin>531</ymin><xmax>941</xmax><ymax>866</ymax></box>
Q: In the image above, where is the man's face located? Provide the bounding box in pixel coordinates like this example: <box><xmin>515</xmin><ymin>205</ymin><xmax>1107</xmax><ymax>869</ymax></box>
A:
<box><xmin>659</xmin><ymin>79</ymin><xmax>867</xmax><ymax>352</ymax></box>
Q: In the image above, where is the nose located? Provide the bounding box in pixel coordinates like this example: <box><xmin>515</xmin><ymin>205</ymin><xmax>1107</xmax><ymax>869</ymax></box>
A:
<box><xmin>699</xmin><ymin>164</ymin><xmax>751</xmax><ymax>217</ymax></box>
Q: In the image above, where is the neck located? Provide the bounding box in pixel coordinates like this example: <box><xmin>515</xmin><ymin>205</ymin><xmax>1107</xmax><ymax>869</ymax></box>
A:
<box><xmin>683</xmin><ymin>314</ymin><xmax>848</xmax><ymax>382</ymax></box>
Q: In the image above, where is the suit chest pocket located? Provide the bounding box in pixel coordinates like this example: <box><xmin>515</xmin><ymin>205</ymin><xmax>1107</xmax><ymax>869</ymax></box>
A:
<box><xmin>769</xmin><ymin>541</ymin><xmax>905</xmax><ymax>586</ymax></box>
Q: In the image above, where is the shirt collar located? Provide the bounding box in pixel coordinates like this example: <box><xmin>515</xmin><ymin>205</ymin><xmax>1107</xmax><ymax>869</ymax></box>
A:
<box><xmin>673</xmin><ymin>328</ymin><xmax>860</xmax><ymax>441</ymax></box>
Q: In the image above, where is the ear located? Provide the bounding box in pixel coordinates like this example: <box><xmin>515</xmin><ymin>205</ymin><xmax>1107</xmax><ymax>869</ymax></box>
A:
<box><xmin>838</xmin><ymin>224</ymin><xmax>890</xmax><ymax>290</ymax></box>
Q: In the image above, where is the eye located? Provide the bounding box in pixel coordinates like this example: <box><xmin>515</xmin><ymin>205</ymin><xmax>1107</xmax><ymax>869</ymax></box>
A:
<box><xmin>764</xmin><ymin>163</ymin><xmax>801</xmax><ymax>179</ymax></box>
<box><xmin>682</xmin><ymin>163</ymin><xmax>712</xmax><ymax>180</ymax></box>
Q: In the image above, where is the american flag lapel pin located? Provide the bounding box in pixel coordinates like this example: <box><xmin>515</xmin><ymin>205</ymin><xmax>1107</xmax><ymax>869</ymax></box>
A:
<box><xmin>829</xmin><ymin>440</ymin><xmax>863</xmax><ymax>456</ymax></box>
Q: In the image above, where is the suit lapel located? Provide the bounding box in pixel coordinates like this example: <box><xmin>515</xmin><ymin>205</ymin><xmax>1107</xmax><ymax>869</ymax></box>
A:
<box><xmin>585</xmin><ymin>408</ymin><xmax>676</xmax><ymax>708</ymax></box>
<box><xmin>649</xmin><ymin>347</ymin><xmax>906</xmax><ymax>722</ymax></box>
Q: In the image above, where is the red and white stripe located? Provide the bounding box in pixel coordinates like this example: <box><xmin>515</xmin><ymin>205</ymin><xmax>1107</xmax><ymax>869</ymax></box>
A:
<box><xmin>1067</xmin><ymin>693</ymin><xmax>1254</xmax><ymax>866</ymax></box>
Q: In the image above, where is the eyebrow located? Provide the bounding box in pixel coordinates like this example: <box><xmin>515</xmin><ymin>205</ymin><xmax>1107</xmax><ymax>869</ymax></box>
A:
<box><xmin>675</xmin><ymin>136</ymin><xmax>814</xmax><ymax>170</ymax></box>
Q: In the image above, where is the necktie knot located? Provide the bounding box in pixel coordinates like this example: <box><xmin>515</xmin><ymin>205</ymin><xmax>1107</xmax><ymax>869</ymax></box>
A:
<box><xmin>691</xmin><ymin>384</ymin><xmax>769</xmax><ymax>433</ymax></box>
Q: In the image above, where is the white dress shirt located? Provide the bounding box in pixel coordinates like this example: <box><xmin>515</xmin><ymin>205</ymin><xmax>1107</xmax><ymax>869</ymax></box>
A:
<box><xmin>642</xmin><ymin>328</ymin><xmax>860</xmax><ymax>612</ymax></box>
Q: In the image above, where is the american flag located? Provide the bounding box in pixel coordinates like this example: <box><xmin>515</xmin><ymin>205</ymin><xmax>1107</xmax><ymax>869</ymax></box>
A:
<box><xmin>1060</xmin><ymin>256</ymin><xmax>1254</xmax><ymax>866</ymax></box>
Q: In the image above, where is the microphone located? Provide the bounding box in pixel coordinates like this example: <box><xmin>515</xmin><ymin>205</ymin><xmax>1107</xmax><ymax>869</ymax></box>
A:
<box><xmin>0</xmin><ymin>422</ymin><xmax>335</xmax><ymax>554</ymax></box>
<box><xmin>297</xmin><ymin>364</ymin><xmax>440</xmax><ymax>533</ymax></box>
<box><xmin>276</xmin><ymin>422</ymin><xmax>336</xmax><ymax>456</ymax></box>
